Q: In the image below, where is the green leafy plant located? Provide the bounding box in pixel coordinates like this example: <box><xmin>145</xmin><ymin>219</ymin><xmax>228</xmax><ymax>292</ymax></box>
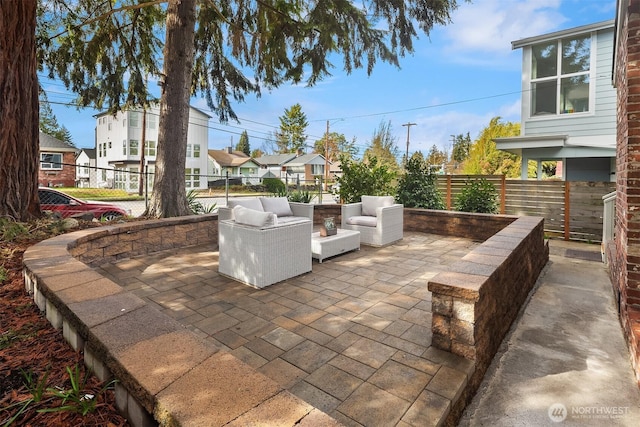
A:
<box><xmin>187</xmin><ymin>190</ymin><xmax>216</xmax><ymax>214</ymax></box>
<box><xmin>396</xmin><ymin>154</ymin><xmax>445</xmax><ymax>209</ymax></box>
<box><xmin>454</xmin><ymin>178</ymin><xmax>499</xmax><ymax>213</ymax></box>
<box><xmin>287</xmin><ymin>189</ymin><xmax>312</xmax><ymax>203</ymax></box>
<box><xmin>335</xmin><ymin>154</ymin><xmax>396</xmax><ymax>204</ymax></box>
<box><xmin>263</xmin><ymin>178</ymin><xmax>286</xmax><ymax>195</ymax></box>
<box><xmin>22</xmin><ymin>370</ymin><xmax>49</xmax><ymax>403</ymax></box>
<box><xmin>0</xmin><ymin>217</ymin><xmax>29</xmax><ymax>242</ymax></box>
<box><xmin>40</xmin><ymin>365</ymin><xmax>97</xmax><ymax>416</ymax></box>
<box><xmin>0</xmin><ymin>266</ymin><xmax>7</xmax><ymax>284</ymax></box>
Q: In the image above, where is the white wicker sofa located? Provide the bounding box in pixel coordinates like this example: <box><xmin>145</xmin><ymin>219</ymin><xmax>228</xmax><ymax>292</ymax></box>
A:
<box><xmin>341</xmin><ymin>195</ymin><xmax>404</xmax><ymax>247</ymax></box>
<box><xmin>217</xmin><ymin>198</ymin><xmax>313</xmax><ymax>288</ymax></box>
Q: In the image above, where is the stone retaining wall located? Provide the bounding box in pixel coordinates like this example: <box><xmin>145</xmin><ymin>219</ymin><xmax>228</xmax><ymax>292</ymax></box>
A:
<box><xmin>22</xmin><ymin>214</ymin><xmax>337</xmax><ymax>427</ymax></box>
<box><xmin>22</xmin><ymin>208</ymin><xmax>548</xmax><ymax>427</ymax></box>
<box><xmin>423</xmin><ymin>212</ymin><xmax>548</xmax><ymax>424</ymax></box>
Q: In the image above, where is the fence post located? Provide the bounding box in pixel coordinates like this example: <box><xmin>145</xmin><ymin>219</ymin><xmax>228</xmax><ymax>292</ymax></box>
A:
<box><xmin>564</xmin><ymin>181</ymin><xmax>571</xmax><ymax>241</ymax></box>
<box><xmin>446</xmin><ymin>175</ymin><xmax>452</xmax><ymax>210</ymax></box>
<box><xmin>225</xmin><ymin>171</ymin><xmax>229</xmax><ymax>204</ymax></box>
<box><xmin>144</xmin><ymin>164</ymin><xmax>149</xmax><ymax>210</ymax></box>
<box><xmin>500</xmin><ymin>175</ymin><xmax>506</xmax><ymax>214</ymax></box>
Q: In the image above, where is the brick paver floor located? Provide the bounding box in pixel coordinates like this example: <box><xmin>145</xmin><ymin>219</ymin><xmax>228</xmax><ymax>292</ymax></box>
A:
<box><xmin>98</xmin><ymin>232</ymin><xmax>477</xmax><ymax>426</ymax></box>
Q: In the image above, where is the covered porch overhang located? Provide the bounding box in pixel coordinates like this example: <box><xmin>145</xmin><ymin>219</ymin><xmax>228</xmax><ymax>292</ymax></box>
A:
<box><xmin>494</xmin><ymin>134</ymin><xmax>616</xmax><ymax>180</ymax></box>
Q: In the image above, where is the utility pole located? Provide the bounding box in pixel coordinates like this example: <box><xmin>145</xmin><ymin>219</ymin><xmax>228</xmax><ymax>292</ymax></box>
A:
<box><xmin>324</xmin><ymin>120</ymin><xmax>330</xmax><ymax>190</ymax></box>
<box><xmin>402</xmin><ymin>122</ymin><xmax>417</xmax><ymax>163</ymax></box>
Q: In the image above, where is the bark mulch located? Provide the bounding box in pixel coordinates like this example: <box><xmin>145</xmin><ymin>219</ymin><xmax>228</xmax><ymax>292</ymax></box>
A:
<box><xmin>1</xmin><ymin>220</ymin><xmax>130</xmax><ymax>427</ymax></box>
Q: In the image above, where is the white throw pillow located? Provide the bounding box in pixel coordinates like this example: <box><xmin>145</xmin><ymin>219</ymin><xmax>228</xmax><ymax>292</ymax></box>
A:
<box><xmin>228</xmin><ymin>198</ymin><xmax>264</xmax><ymax>211</ymax></box>
<box><xmin>361</xmin><ymin>195</ymin><xmax>394</xmax><ymax>217</ymax></box>
<box><xmin>259</xmin><ymin>197</ymin><xmax>293</xmax><ymax>217</ymax></box>
<box><xmin>233</xmin><ymin>206</ymin><xmax>275</xmax><ymax>227</ymax></box>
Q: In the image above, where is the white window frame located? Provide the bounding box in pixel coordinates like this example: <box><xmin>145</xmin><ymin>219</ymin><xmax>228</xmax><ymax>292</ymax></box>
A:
<box><xmin>40</xmin><ymin>152</ymin><xmax>63</xmax><ymax>170</ymax></box>
<box><xmin>528</xmin><ymin>32</ymin><xmax>595</xmax><ymax>119</ymax></box>
<box><xmin>129</xmin><ymin>139</ymin><xmax>139</xmax><ymax>156</ymax></box>
<box><xmin>145</xmin><ymin>140</ymin><xmax>156</xmax><ymax>157</ymax></box>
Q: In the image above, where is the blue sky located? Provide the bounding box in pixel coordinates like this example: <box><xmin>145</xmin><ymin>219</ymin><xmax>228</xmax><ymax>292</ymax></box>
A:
<box><xmin>42</xmin><ymin>0</ymin><xmax>616</xmax><ymax>157</ymax></box>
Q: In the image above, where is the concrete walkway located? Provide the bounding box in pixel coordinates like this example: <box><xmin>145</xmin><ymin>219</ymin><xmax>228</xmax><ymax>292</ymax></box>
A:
<box><xmin>459</xmin><ymin>240</ymin><xmax>640</xmax><ymax>426</ymax></box>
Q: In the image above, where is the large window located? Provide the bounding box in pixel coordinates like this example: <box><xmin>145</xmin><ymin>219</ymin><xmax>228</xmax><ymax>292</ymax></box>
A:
<box><xmin>40</xmin><ymin>153</ymin><xmax>62</xmax><ymax>170</ymax></box>
<box><xmin>531</xmin><ymin>34</ymin><xmax>591</xmax><ymax>116</ymax></box>
<box><xmin>145</xmin><ymin>140</ymin><xmax>156</xmax><ymax>157</ymax></box>
<box><xmin>146</xmin><ymin>113</ymin><xmax>156</xmax><ymax>130</ymax></box>
<box><xmin>129</xmin><ymin>111</ymin><xmax>139</xmax><ymax>127</ymax></box>
<box><xmin>129</xmin><ymin>139</ymin><xmax>139</xmax><ymax>156</ymax></box>
<box><xmin>185</xmin><ymin>168</ymin><xmax>201</xmax><ymax>188</ymax></box>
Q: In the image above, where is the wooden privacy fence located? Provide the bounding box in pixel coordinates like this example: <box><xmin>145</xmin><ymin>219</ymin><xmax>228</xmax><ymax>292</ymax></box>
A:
<box><xmin>436</xmin><ymin>175</ymin><xmax>615</xmax><ymax>242</ymax></box>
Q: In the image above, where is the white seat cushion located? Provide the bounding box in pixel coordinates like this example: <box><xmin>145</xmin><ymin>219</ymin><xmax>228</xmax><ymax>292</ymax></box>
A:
<box><xmin>259</xmin><ymin>197</ymin><xmax>294</xmax><ymax>217</ymax></box>
<box><xmin>361</xmin><ymin>195</ymin><xmax>395</xmax><ymax>217</ymax></box>
<box><xmin>346</xmin><ymin>215</ymin><xmax>378</xmax><ymax>227</ymax></box>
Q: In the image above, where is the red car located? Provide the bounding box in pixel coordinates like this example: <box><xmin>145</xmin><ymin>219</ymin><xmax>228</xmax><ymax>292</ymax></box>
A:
<box><xmin>38</xmin><ymin>188</ymin><xmax>130</xmax><ymax>221</ymax></box>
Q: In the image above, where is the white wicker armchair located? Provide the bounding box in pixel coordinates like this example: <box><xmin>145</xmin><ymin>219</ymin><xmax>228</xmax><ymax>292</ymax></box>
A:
<box><xmin>341</xmin><ymin>196</ymin><xmax>403</xmax><ymax>247</ymax></box>
<box><xmin>218</xmin><ymin>218</ymin><xmax>312</xmax><ymax>288</ymax></box>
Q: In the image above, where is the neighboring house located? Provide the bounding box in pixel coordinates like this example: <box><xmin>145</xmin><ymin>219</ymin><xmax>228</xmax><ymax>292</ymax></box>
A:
<box><xmin>94</xmin><ymin>105</ymin><xmax>211</xmax><ymax>191</ymax></box>
<box><xmin>254</xmin><ymin>153</ymin><xmax>297</xmax><ymax>180</ymax></box>
<box><xmin>75</xmin><ymin>148</ymin><xmax>96</xmax><ymax>188</ymax></box>
<box><xmin>611</xmin><ymin>0</ymin><xmax>640</xmax><ymax>386</ymax></box>
<box><xmin>207</xmin><ymin>147</ymin><xmax>261</xmax><ymax>185</ymax></box>
<box><xmin>283</xmin><ymin>153</ymin><xmax>327</xmax><ymax>184</ymax></box>
<box><xmin>495</xmin><ymin>20</ymin><xmax>616</xmax><ymax>181</ymax></box>
<box><xmin>38</xmin><ymin>132</ymin><xmax>79</xmax><ymax>188</ymax></box>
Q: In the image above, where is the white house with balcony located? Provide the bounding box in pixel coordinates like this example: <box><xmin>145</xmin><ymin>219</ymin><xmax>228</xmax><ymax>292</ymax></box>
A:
<box><xmin>94</xmin><ymin>105</ymin><xmax>211</xmax><ymax>191</ymax></box>
<box><xmin>495</xmin><ymin>20</ymin><xmax>616</xmax><ymax>181</ymax></box>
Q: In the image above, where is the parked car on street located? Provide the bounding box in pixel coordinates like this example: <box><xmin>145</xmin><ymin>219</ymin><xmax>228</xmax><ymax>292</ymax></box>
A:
<box><xmin>38</xmin><ymin>188</ymin><xmax>130</xmax><ymax>221</ymax></box>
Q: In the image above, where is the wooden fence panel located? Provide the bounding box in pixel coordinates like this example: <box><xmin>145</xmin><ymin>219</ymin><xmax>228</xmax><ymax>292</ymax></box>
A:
<box><xmin>567</xmin><ymin>181</ymin><xmax>615</xmax><ymax>241</ymax></box>
<box><xmin>434</xmin><ymin>175</ymin><xmax>614</xmax><ymax>242</ymax></box>
<box><xmin>504</xmin><ymin>181</ymin><xmax>566</xmax><ymax>236</ymax></box>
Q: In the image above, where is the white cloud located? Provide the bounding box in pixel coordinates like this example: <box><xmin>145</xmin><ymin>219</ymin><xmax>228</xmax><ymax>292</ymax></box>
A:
<box><xmin>441</xmin><ymin>0</ymin><xmax>567</xmax><ymax>55</ymax></box>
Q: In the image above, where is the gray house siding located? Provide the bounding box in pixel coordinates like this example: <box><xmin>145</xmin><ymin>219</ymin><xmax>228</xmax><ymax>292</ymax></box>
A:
<box><xmin>523</xmin><ymin>27</ymin><xmax>615</xmax><ymax>139</ymax></box>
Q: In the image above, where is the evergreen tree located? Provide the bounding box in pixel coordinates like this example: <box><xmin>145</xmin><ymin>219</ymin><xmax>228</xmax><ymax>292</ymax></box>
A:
<box><xmin>2</xmin><ymin>0</ymin><xmax>461</xmax><ymax>220</ymax></box>
<box><xmin>451</xmin><ymin>132</ymin><xmax>471</xmax><ymax>163</ymax></box>
<box><xmin>39</xmin><ymin>101</ymin><xmax>75</xmax><ymax>145</ymax></box>
<box><xmin>276</xmin><ymin>104</ymin><xmax>308</xmax><ymax>153</ymax></box>
<box><xmin>363</xmin><ymin>121</ymin><xmax>400</xmax><ymax>173</ymax></box>
<box><xmin>236</xmin><ymin>130</ymin><xmax>250</xmax><ymax>156</ymax></box>
<box><xmin>426</xmin><ymin>144</ymin><xmax>446</xmax><ymax>171</ymax></box>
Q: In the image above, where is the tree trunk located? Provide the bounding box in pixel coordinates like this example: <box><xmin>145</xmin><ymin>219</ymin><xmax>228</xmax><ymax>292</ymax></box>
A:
<box><xmin>0</xmin><ymin>0</ymin><xmax>40</xmax><ymax>221</ymax></box>
<box><xmin>145</xmin><ymin>0</ymin><xmax>196</xmax><ymax>218</ymax></box>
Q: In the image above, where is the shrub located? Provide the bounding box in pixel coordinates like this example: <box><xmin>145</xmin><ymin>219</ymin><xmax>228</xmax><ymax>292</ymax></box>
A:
<box><xmin>454</xmin><ymin>178</ymin><xmax>498</xmax><ymax>213</ymax></box>
<box><xmin>187</xmin><ymin>190</ymin><xmax>216</xmax><ymax>214</ymax></box>
<box><xmin>288</xmin><ymin>190</ymin><xmax>313</xmax><ymax>203</ymax></box>
<box><xmin>335</xmin><ymin>154</ymin><xmax>396</xmax><ymax>204</ymax></box>
<box><xmin>263</xmin><ymin>178</ymin><xmax>285</xmax><ymax>195</ymax></box>
<box><xmin>396</xmin><ymin>155</ymin><xmax>445</xmax><ymax>209</ymax></box>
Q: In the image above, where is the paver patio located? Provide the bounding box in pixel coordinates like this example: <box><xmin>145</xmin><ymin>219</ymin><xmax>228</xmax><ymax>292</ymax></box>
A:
<box><xmin>97</xmin><ymin>232</ymin><xmax>477</xmax><ymax>426</ymax></box>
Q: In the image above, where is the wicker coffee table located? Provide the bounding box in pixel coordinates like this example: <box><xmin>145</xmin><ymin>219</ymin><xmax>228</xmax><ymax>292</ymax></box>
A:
<box><xmin>311</xmin><ymin>228</ymin><xmax>360</xmax><ymax>263</ymax></box>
